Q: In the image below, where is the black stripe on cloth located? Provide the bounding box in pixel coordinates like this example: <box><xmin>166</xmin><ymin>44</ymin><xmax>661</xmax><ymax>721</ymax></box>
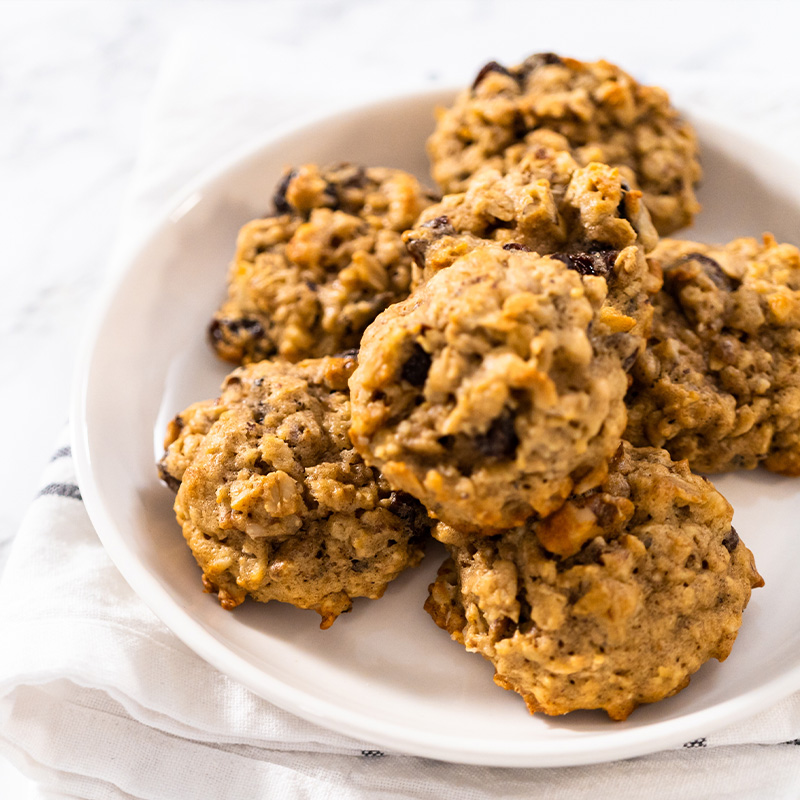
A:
<box><xmin>37</xmin><ymin>483</ymin><xmax>82</xmax><ymax>501</ymax></box>
<box><xmin>49</xmin><ymin>445</ymin><xmax>72</xmax><ymax>461</ymax></box>
<box><xmin>683</xmin><ymin>738</ymin><xmax>707</xmax><ymax>748</ymax></box>
<box><xmin>360</xmin><ymin>750</ymin><xmax>385</xmax><ymax>758</ymax></box>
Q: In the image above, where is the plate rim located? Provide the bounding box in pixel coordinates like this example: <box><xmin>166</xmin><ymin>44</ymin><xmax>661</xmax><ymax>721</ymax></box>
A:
<box><xmin>71</xmin><ymin>85</ymin><xmax>800</xmax><ymax>767</ymax></box>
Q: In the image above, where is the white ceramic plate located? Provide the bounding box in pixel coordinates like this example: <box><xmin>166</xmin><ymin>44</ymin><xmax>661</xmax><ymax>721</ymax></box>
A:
<box><xmin>73</xmin><ymin>88</ymin><xmax>800</xmax><ymax>767</ymax></box>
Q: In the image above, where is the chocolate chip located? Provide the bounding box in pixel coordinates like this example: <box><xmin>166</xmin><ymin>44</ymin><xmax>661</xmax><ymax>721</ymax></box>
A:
<box><xmin>400</xmin><ymin>343</ymin><xmax>432</xmax><ymax>386</ymax></box>
<box><xmin>474</xmin><ymin>409</ymin><xmax>519</xmax><ymax>459</ymax></box>
<box><xmin>722</xmin><ymin>527</ymin><xmax>740</xmax><ymax>552</ymax></box>
<box><xmin>550</xmin><ymin>250</ymin><xmax>620</xmax><ymax>278</ymax></box>
<box><xmin>273</xmin><ymin>169</ymin><xmax>297</xmax><ymax>214</ymax></box>
<box><xmin>472</xmin><ymin>60</ymin><xmax>513</xmax><ymax>90</ymax></box>
<box><xmin>350</xmin><ymin>559</ymin><xmax>369</xmax><ymax>573</ymax></box>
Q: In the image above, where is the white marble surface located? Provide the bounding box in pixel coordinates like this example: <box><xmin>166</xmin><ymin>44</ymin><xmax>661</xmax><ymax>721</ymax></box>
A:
<box><xmin>4</xmin><ymin>0</ymin><xmax>800</xmax><ymax>796</ymax></box>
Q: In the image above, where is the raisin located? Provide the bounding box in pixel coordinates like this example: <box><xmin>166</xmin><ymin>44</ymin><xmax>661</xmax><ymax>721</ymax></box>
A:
<box><xmin>273</xmin><ymin>169</ymin><xmax>297</xmax><ymax>214</ymax></box>
<box><xmin>387</xmin><ymin>491</ymin><xmax>430</xmax><ymax>538</ymax></box>
<box><xmin>252</xmin><ymin>456</ymin><xmax>270</xmax><ymax>474</ymax></box>
<box><xmin>322</xmin><ymin>181</ymin><xmax>341</xmax><ymax>209</ymax></box>
<box><xmin>474</xmin><ymin>409</ymin><xmax>519</xmax><ymax>459</ymax></box>
<box><xmin>157</xmin><ymin>463</ymin><xmax>181</xmax><ymax>493</ymax></box>
<box><xmin>617</xmin><ymin>189</ymin><xmax>629</xmax><ymax>221</ymax></box>
<box><xmin>550</xmin><ymin>250</ymin><xmax>619</xmax><ymax>278</ymax></box>
<box><xmin>722</xmin><ymin>527</ymin><xmax>740</xmax><ymax>552</ymax></box>
<box><xmin>333</xmin><ymin>347</ymin><xmax>360</xmax><ymax>360</ymax></box>
<box><xmin>341</xmin><ymin>164</ymin><xmax>367</xmax><ymax>189</ymax></box>
<box><xmin>400</xmin><ymin>343</ymin><xmax>432</xmax><ymax>386</ymax></box>
<box><xmin>675</xmin><ymin>252</ymin><xmax>735</xmax><ymax>291</ymax></box>
<box><xmin>208</xmin><ymin>318</ymin><xmax>224</xmax><ymax>343</ymax></box>
<box><xmin>472</xmin><ymin>60</ymin><xmax>513</xmax><ymax>90</ymax></box>
<box><xmin>516</xmin><ymin>52</ymin><xmax>564</xmax><ymax>81</ymax></box>
<box><xmin>405</xmin><ymin>216</ymin><xmax>456</xmax><ymax>268</ymax></box>
<box><xmin>502</xmin><ymin>242</ymin><xmax>533</xmax><ymax>252</ymax></box>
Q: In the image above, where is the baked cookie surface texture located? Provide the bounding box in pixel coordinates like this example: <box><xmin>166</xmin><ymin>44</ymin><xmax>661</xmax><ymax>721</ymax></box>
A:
<box><xmin>408</xmin><ymin>132</ymin><xmax>658</xmax><ymax>291</ymax></box>
<box><xmin>426</xmin><ymin>442</ymin><xmax>763</xmax><ymax>720</ymax></box>
<box><xmin>427</xmin><ymin>53</ymin><xmax>700</xmax><ymax>235</ymax></box>
<box><xmin>159</xmin><ymin>355</ymin><xmax>428</xmax><ymax>628</ymax></box>
<box><xmin>626</xmin><ymin>236</ymin><xmax>800</xmax><ymax>474</ymax></box>
<box><xmin>209</xmin><ymin>163</ymin><xmax>437</xmax><ymax>364</ymax></box>
<box><xmin>348</xmin><ymin>243</ymin><xmax>632</xmax><ymax>533</ymax></box>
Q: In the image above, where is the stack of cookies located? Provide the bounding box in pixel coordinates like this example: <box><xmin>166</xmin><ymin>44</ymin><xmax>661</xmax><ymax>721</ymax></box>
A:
<box><xmin>157</xmin><ymin>53</ymin><xmax>796</xmax><ymax>720</ymax></box>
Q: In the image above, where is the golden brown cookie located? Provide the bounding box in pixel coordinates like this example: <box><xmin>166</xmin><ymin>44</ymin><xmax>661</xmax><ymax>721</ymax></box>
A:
<box><xmin>348</xmin><ymin>243</ymin><xmax>633</xmax><ymax>534</ymax></box>
<box><xmin>407</xmin><ymin>132</ymin><xmax>658</xmax><ymax>291</ymax></box>
<box><xmin>159</xmin><ymin>355</ymin><xmax>428</xmax><ymax>628</ymax></box>
<box><xmin>427</xmin><ymin>54</ymin><xmax>700</xmax><ymax>235</ymax></box>
<box><xmin>626</xmin><ymin>235</ymin><xmax>800</xmax><ymax>474</ymax></box>
<box><xmin>426</xmin><ymin>442</ymin><xmax>763</xmax><ymax>719</ymax></box>
<box><xmin>209</xmin><ymin>163</ymin><xmax>437</xmax><ymax>364</ymax></box>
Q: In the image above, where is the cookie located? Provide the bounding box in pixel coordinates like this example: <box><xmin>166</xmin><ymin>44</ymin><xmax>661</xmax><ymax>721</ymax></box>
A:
<box><xmin>159</xmin><ymin>355</ymin><xmax>429</xmax><ymax>628</ymax></box>
<box><xmin>625</xmin><ymin>235</ymin><xmax>800</xmax><ymax>474</ymax></box>
<box><xmin>404</xmin><ymin>141</ymin><xmax>661</xmax><ymax>357</ymax></box>
<box><xmin>348</xmin><ymin>243</ymin><xmax>633</xmax><ymax>534</ymax></box>
<box><xmin>426</xmin><ymin>442</ymin><xmax>763</xmax><ymax>720</ymax></box>
<box><xmin>209</xmin><ymin>163</ymin><xmax>437</xmax><ymax>364</ymax></box>
<box><xmin>427</xmin><ymin>53</ymin><xmax>700</xmax><ymax>235</ymax></box>
<box><xmin>407</xmin><ymin>131</ymin><xmax>658</xmax><ymax>290</ymax></box>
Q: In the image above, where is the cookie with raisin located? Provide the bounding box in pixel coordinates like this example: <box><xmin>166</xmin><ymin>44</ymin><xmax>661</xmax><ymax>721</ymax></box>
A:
<box><xmin>210</xmin><ymin>163</ymin><xmax>437</xmax><ymax>363</ymax></box>
<box><xmin>626</xmin><ymin>235</ymin><xmax>800</xmax><ymax>474</ymax></box>
<box><xmin>348</xmin><ymin>243</ymin><xmax>633</xmax><ymax>533</ymax></box>
<box><xmin>427</xmin><ymin>54</ymin><xmax>700</xmax><ymax>235</ymax></box>
<box><xmin>426</xmin><ymin>442</ymin><xmax>762</xmax><ymax>719</ymax></box>
<box><xmin>159</xmin><ymin>354</ymin><xmax>428</xmax><ymax>628</ymax></box>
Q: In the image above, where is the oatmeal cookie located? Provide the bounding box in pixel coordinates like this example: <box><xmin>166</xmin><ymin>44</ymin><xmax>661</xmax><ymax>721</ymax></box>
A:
<box><xmin>625</xmin><ymin>235</ymin><xmax>800</xmax><ymax>474</ymax></box>
<box><xmin>407</xmin><ymin>132</ymin><xmax>657</xmax><ymax>290</ymax></box>
<box><xmin>158</xmin><ymin>355</ymin><xmax>429</xmax><ymax>628</ymax></box>
<box><xmin>209</xmin><ymin>163</ymin><xmax>437</xmax><ymax>364</ymax></box>
<box><xmin>348</xmin><ymin>243</ymin><xmax>632</xmax><ymax>534</ymax></box>
<box><xmin>426</xmin><ymin>442</ymin><xmax>763</xmax><ymax>720</ymax></box>
<box><xmin>404</xmin><ymin>142</ymin><xmax>661</xmax><ymax>355</ymax></box>
<box><xmin>427</xmin><ymin>53</ymin><xmax>700</xmax><ymax>235</ymax></box>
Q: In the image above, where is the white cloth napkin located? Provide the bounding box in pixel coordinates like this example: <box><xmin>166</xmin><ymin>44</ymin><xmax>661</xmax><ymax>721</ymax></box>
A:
<box><xmin>5</xmin><ymin>19</ymin><xmax>800</xmax><ymax>800</ymax></box>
